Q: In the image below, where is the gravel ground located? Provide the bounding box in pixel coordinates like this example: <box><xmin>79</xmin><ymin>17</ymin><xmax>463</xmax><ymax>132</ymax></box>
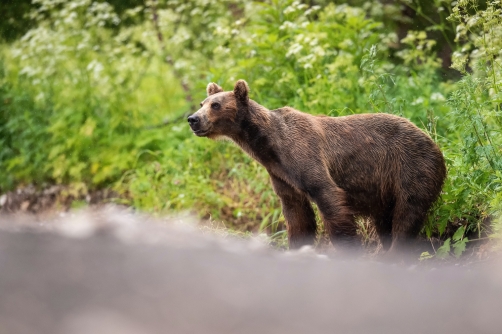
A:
<box><xmin>0</xmin><ymin>206</ymin><xmax>501</xmax><ymax>334</ymax></box>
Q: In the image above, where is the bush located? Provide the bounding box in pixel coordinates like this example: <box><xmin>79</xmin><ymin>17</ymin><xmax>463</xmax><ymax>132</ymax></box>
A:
<box><xmin>1</xmin><ymin>0</ymin><xmax>187</xmax><ymax>191</ymax></box>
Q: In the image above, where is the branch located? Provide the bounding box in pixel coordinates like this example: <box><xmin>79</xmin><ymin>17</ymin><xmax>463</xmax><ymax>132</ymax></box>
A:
<box><xmin>143</xmin><ymin>111</ymin><xmax>190</xmax><ymax>130</ymax></box>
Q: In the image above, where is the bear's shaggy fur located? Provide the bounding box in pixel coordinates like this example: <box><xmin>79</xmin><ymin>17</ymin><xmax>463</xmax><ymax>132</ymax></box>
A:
<box><xmin>188</xmin><ymin>80</ymin><xmax>447</xmax><ymax>252</ymax></box>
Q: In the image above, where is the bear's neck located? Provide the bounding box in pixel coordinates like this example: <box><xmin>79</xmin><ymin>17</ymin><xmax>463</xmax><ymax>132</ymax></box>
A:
<box><xmin>230</xmin><ymin>101</ymin><xmax>280</xmax><ymax>166</ymax></box>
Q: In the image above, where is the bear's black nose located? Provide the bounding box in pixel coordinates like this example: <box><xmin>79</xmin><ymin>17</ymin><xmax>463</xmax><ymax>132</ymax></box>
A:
<box><xmin>187</xmin><ymin>115</ymin><xmax>200</xmax><ymax>128</ymax></box>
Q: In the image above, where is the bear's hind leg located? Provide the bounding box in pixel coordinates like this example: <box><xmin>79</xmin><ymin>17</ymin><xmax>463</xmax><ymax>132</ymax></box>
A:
<box><xmin>373</xmin><ymin>203</ymin><xmax>395</xmax><ymax>251</ymax></box>
<box><xmin>270</xmin><ymin>175</ymin><xmax>317</xmax><ymax>249</ymax></box>
<box><xmin>373</xmin><ymin>214</ymin><xmax>393</xmax><ymax>251</ymax></box>
<box><xmin>310</xmin><ymin>184</ymin><xmax>360</xmax><ymax>251</ymax></box>
<box><xmin>388</xmin><ymin>199</ymin><xmax>428</xmax><ymax>254</ymax></box>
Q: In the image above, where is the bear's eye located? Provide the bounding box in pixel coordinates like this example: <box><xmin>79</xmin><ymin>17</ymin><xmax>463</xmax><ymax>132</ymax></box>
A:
<box><xmin>211</xmin><ymin>102</ymin><xmax>221</xmax><ymax>110</ymax></box>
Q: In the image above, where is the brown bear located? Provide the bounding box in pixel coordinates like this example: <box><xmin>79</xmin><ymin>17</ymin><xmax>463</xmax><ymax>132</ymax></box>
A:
<box><xmin>188</xmin><ymin>80</ymin><xmax>446</xmax><ymax>252</ymax></box>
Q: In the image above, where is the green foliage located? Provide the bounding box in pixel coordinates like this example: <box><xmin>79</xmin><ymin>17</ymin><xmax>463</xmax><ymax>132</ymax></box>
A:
<box><xmin>1</xmin><ymin>0</ymin><xmax>187</xmax><ymax>190</ymax></box>
<box><xmin>435</xmin><ymin>0</ymin><xmax>502</xmax><ymax>245</ymax></box>
<box><xmin>208</xmin><ymin>1</ymin><xmax>392</xmax><ymax>115</ymax></box>
<box><xmin>435</xmin><ymin>226</ymin><xmax>468</xmax><ymax>259</ymax></box>
<box><xmin>1</xmin><ymin>0</ymin><xmax>502</xmax><ymax>253</ymax></box>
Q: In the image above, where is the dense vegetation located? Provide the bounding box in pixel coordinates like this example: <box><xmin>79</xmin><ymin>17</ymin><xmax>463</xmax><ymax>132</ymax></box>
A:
<box><xmin>1</xmin><ymin>0</ymin><xmax>501</xmax><ymax>255</ymax></box>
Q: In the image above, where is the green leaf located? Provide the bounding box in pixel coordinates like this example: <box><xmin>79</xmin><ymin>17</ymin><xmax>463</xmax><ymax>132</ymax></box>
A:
<box><xmin>419</xmin><ymin>251</ymin><xmax>434</xmax><ymax>261</ymax></box>
<box><xmin>453</xmin><ymin>238</ymin><xmax>468</xmax><ymax>258</ymax></box>
<box><xmin>452</xmin><ymin>226</ymin><xmax>465</xmax><ymax>242</ymax></box>
<box><xmin>436</xmin><ymin>238</ymin><xmax>451</xmax><ymax>259</ymax></box>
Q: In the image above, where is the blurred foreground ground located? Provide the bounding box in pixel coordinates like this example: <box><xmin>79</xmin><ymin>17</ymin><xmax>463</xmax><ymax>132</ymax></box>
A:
<box><xmin>0</xmin><ymin>206</ymin><xmax>501</xmax><ymax>334</ymax></box>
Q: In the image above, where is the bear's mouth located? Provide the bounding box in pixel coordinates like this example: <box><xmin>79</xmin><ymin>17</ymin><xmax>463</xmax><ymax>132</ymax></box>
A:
<box><xmin>193</xmin><ymin>129</ymin><xmax>210</xmax><ymax>137</ymax></box>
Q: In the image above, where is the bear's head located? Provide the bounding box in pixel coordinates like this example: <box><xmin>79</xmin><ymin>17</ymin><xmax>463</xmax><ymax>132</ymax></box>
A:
<box><xmin>187</xmin><ymin>80</ymin><xmax>249</xmax><ymax>139</ymax></box>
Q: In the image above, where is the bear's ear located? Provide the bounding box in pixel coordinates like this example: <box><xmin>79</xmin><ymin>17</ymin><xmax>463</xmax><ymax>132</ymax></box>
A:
<box><xmin>233</xmin><ymin>79</ymin><xmax>249</xmax><ymax>105</ymax></box>
<box><xmin>206</xmin><ymin>82</ymin><xmax>223</xmax><ymax>96</ymax></box>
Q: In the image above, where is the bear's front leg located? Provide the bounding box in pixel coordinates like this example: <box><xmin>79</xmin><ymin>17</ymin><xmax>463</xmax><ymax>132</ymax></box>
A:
<box><xmin>270</xmin><ymin>175</ymin><xmax>317</xmax><ymax>249</ymax></box>
<box><xmin>309</xmin><ymin>182</ymin><xmax>360</xmax><ymax>251</ymax></box>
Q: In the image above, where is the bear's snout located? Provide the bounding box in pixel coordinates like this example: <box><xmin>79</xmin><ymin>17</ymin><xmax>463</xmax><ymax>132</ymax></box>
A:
<box><xmin>188</xmin><ymin>114</ymin><xmax>210</xmax><ymax>136</ymax></box>
<box><xmin>187</xmin><ymin>115</ymin><xmax>200</xmax><ymax>130</ymax></box>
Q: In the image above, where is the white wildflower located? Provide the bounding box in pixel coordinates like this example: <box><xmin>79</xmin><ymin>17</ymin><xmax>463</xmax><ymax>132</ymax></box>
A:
<box><xmin>214</xmin><ymin>25</ymin><xmax>231</xmax><ymax>37</ymax></box>
<box><xmin>430</xmin><ymin>92</ymin><xmax>445</xmax><ymax>101</ymax></box>
<box><xmin>19</xmin><ymin>66</ymin><xmax>37</xmax><ymax>77</ymax></box>
<box><xmin>466</xmin><ymin>16</ymin><xmax>479</xmax><ymax>28</ymax></box>
<box><xmin>411</xmin><ymin>97</ymin><xmax>424</xmax><ymax>105</ymax></box>
<box><xmin>63</xmin><ymin>11</ymin><xmax>77</xmax><ymax>24</ymax></box>
<box><xmin>11</xmin><ymin>48</ymin><xmax>22</xmax><ymax>58</ymax></box>
<box><xmin>358</xmin><ymin>77</ymin><xmax>365</xmax><ymax>87</ymax></box>
<box><xmin>286</xmin><ymin>43</ymin><xmax>303</xmax><ymax>57</ymax></box>
<box><xmin>284</xmin><ymin>5</ymin><xmax>297</xmax><ymax>15</ymax></box>
<box><xmin>173</xmin><ymin>60</ymin><xmax>184</xmax><ymax>70</ymax></box>
<box><xmin>86</xmin><ymin>60</ymin><xmax>104</xmax><ymax>80</ymax></box>
<box><xmin>312</xmin><ymin>46</ymin><xmax>325</xmax><ymax>57</ymax></box>
<box><xmin>339</xmin><ymin>39</ymin><xmax>354</xmax><ymax>49</ymax></box>
<box><xmin>407</xmin><ymin>76</ymin><xmax>416</xmax><ymax>87</ymax></box>
<box><xmin>304</xmin><ymin>5</ymin><xmax>320</xmax><ymax>16</ymax></box>
<box><xmin>279</xmin><ymin>21</ymin><xmax>297</xmax><ymax>30</ymax></box>
<box><xmin>214</xmin><ymin>45</ymin><xmax>230</xmax><ymax>55</ymax></box>
<box><xmin>190</xmin><ymin>7</ymin><xmax>201</xmax><ymax>16</ymax></box>
<box><xmin>295</xmin><ymin>34</ymin><xmax>305</xmax><ymax>42</ymax></box>
<box><xmin>298</xmin><ymin>54</ymin><xmax>315</xmax><ymax>64</ymax></box>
